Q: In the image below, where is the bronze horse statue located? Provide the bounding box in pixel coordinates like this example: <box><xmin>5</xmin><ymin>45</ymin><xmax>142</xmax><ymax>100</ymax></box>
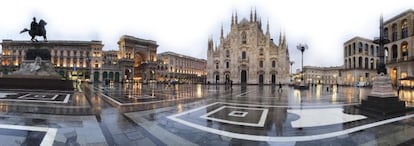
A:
<box><xmin>20</xmin><ymin>19</ymin><xmax>47</xmax><ymax>42</ymax></box>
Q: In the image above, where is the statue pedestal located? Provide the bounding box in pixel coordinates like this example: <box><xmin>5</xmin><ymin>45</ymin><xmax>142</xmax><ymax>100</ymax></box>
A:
<box><xmin>360</xmin><ymin>73</ymin><xmax>406</xmax><ymax>115</ymax></box>
<box><xmin>0</xmin><ymin>48</ymin><xmax>73</xmax><ymax>91</ymax></box>
<box><xmin>294</xmin><ymin>80</ymin><xmax>309</xmax><ymax>90</ymax></box>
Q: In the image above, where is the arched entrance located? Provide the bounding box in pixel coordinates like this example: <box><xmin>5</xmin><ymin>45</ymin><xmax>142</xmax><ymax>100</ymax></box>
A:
<box><xmin>390</xmin><ymin>67</ymin><xmax>397</xmax><ymax>86</ymax></box>
<box><xmin>94</xmin><ymin>71</ymin><xmax>99</xmax><ymax>82</ymax></box>
<box><xmin>259</xmin><ymin>74</ymin><xmax>264</xmax><ymax>84</ymax></box>
<box><xmin>241</xmin><ymin>70</ymin><xmax>247</xmax><ymax>84</ymax></box>
<box><xmin>124</xmin><ymin>69</ymin><xmax>131</xmax><ymax>82</ymax></box>
<box><xmin>103</xmin><ymin>72</ymin><xmax>108</xmax><ymax>81</ymax></box>
<box><xmin>115</xmin><ymin>72</ymin><xmax>120</xmax><ymax>82</ymax></box>
<box><xmin>271</xmin><ymin>74</ymin><xmax>276</xmax><ymax>84</ymax></box>
<box><xmin>59</xmin><ymin>70</ymin><xmax>65</xmax><ymax>78</ymax></box>
<box><xmin>109</xmin><ymin>72</ymin><xmax>114</xmax><ymax>81</ymax></box>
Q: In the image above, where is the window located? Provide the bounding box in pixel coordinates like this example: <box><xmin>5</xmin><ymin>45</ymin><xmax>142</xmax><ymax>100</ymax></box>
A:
<box><xmin>345</xmin><ymin>60</ymin><xmax>347</xmax><ymax>69</ymax></box>
<box><xmin>358</xmin><ymin>42</ymin><xmax>363</xmax><ymax>53</ymax></box>
<box><xmin>370</xmin><ymin>58</ymin><xmax>374</xmax><ymax>69</ymax></box>
<box><xmin>259</xmin><ymin>48</ymin><xmax>264</xmax><ymax>56</ymax></box>
<box><xmin>392</xmin><ymin>24</ymin><xmax>397</xmax><ymax>41</ymax></box>
<box><xmin>216</xmin><ymin>63</ymin><xmax>219</xmax><ymax>69</ymax></box>
<box><xmin>352</xmin><ymin>43</ymin><xmax>356</xmax><ymax>55</ymax></box>
<box><xmin>259</xmin><ymin>61</ymin><xmax>263</xmax><ymax>68</ymax></box>
<box><xmin>348</xmin><ymin>45</ymin><xmax>351</xmax><ymax>56</ymax></box>
<box><xmin>392</xmin><ymin>45</ymin><xmax>398</xmax><ymax>59</ymax></box>
<box><xmin>365</xmin><ymin>57</ymin><xmax>368</xmax><ymax>69</ymax></box>
<box><xmin>241</xmin><ymin>31</ymin><xmax>247</xmax><ymax>44</ymax></box>
<box><xmin>344</xmin><ymin>47</ymin><xmax>347</xmax><ymax>57</ymax></box>
<box><xmin>401</xmin><ymin>42</ymin><xmax>408</xmax><ymax>61</ymax></box>
<box><xmin>364</xmin><ymin>44</ymin><xmax>368</xmax><ymax>55</ymax></box>
<box><xmin>226</xmin><ymin>50</ymin><xmax>230</xmax><ymax>57</ymax></box>
<box><xmin>370</xmin><ymin>45</ymin><xmax>374</xmax><ymax>56</ymax></box>
<box><xmin>242</xmin><ymin>51</ymin><xmax>246</xmax><ymax>59</ymax></box>
<box><xmin>272</xmin><ymin>61</ymin><xmax>275</xmax><ymax>68</ymax></box>
<box><xmin>353</xmin><ymin>57</ymin><xmax>356</xmax><ymax>68</ymax></box>
<box><xmin>384</xmin><ymin>28</ymin><xmax>389</xmax><ymax>40</ymax></box>
<box><xmin>226</xmin><ymin>62</ymin><xmax>229</xmax><ymax>68</ymax></box>
<box><xmin>402</xmin><ymin>20</ymin><xmax>408</xmax><ymax>39</ymax></box>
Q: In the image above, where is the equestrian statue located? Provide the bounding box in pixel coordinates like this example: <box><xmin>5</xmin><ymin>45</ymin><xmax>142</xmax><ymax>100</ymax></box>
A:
<box><xmin>20</xmin><ymin>17</ymin><xmax>47</xmax><ymax>42</ymax></box>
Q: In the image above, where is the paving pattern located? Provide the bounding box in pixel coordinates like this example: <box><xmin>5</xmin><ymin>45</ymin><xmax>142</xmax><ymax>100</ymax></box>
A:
<box><xmin>0</xmin><ymin>84</ymin><xmax>414</xmax><ymax>145</ymax></box>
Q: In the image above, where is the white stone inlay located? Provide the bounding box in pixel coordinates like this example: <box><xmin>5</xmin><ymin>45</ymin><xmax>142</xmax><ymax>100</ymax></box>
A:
<box><xmin>288</xmin><ymin>108</ymin><xmax>367</xmax><ymax>128</ymax></box>
<box><xmin>0</xmin><ymin>93</ymin><xmax>18</xmax><ymax>98</ymax></box>
<box><xmin>168</xmin><ymin>102</ymin><xmax>414</xmax><ymax>142</ymax></box>
<box><xmin>0</xmin><ymin>124</ymin><xmax>57</xmax><ymax>146</ymax></box>
<box><xmin>200</xmin><ymin>106</ymin><xmax>268</xmax><ymax>127</ymax></box>
<box><xmin>228</xmin><ymin>111</ymin><xmax>248</xmax><ymax>117</ymax></box>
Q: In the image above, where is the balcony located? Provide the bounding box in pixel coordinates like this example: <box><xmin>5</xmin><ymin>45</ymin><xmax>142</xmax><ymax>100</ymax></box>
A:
<box><xmin>238</xmin><ymin>57</ymin><xmax>249</xmax><ymax>63</ymax></box>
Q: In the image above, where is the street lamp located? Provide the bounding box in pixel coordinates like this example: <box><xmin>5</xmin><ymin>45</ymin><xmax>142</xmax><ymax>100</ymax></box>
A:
<box><xmin>290</xmin><ymin>61</ymin><xmax>294</xmax><ymax>84</ymax></box>
<box><xmin>296</xmin><ymin>44</ymin><xmax>308</xmax><ymax>89</ymax></box>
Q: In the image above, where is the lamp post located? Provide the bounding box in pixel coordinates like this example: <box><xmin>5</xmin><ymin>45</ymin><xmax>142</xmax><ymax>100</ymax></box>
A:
<box><xmin>360</xmin><ymin>15</ymin><xmax>406</xmax><ymax>114</ymax></box>
<box><xmin>296</xmin><ymin>44</ymin><xmax>308</xmax><ymax>89</ymax></box>
<box><xmin>290</xmin><ymin>61</ymin><xmax>294</xmax><ymax>84</ymax></box>
<box><xmin>87</xmin><ymin>57</ymin><xmax>91</xmax><ymax>83</ymax></box>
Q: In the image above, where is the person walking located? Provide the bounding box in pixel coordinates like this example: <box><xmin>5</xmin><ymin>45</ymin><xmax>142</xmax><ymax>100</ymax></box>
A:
<box><xmin>278</xmin><ymin>82</ymin><xmax>282</xmax><ymax>92</ymax></box>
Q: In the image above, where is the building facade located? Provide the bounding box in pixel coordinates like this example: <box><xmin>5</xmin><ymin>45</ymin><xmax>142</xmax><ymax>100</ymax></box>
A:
<box><xmin>207</xmin><ymin>11</ymin><xmax>290</xmax><ymax>84</ymax></box>
<box><xmin>0</xmin><ymin>40</ymin><xmax>103</xmax><ymax>82</ymax></box>
<box><xmin>117</xmin><ymin>35</ymin><xmax>158</xmax><ymax>83</ymax></box>
<box><xmin>100</xmin><ymin>50</ymin><xmax>122</xmax><ymax>83</ymax></box>
<box><xmin>157</xmin><ymin>51</ymin><xmax>207</xmax><ymax>83</ymax></box>
<box><xmin>383</xmin><ymin>9</ymin><xmax>414</xmax><ymax>87</ymax></box>
<box><xmin>302</xmin><ymin>66</ymin><xmax>342</xmax><ymax>85</ymax></box>
<box><xmin>342</xmin><ymin>37</ymin><xmax>379</xmax><ymax>85</ymax></box>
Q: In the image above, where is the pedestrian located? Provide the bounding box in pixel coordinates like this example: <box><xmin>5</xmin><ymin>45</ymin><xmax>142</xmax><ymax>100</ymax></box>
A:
<box><xmin>278</xmin><ymin>82</ymin><xmax>282</xmax><ymax>92</ymax></box>
<box><xmin>397</xmin><ymin>85</ymin><xmax>401</xmax><ymax>96</ymax></box>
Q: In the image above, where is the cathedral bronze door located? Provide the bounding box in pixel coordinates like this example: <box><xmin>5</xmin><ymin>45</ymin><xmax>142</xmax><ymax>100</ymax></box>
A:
<box><xmin>241</xmin><ymin>70</ymin><xmax>247</xmax><ymax>83</ymax></box>
<box><xmin>271</xmin><ymin>74</ymin><xmax>276</xmax><ymax>84</ymax></box>
<box><xmin>259</xmin><ymin>74</ymin><xmax>264</xmax><ymax>84</ymax></box>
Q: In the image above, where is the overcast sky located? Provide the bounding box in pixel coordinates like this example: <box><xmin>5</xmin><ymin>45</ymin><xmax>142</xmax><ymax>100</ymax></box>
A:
<box><xmin>0</xmin><ymin>0</ymin><xmax>413</xmax><ymax>71</ymax></box>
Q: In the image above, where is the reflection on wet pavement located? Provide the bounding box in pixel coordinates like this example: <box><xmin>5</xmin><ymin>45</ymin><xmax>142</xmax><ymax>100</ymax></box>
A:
<box><xmin>0</xmin><ymin>83</ymin><xmax>414</xmax><ymax>145</ymax></box>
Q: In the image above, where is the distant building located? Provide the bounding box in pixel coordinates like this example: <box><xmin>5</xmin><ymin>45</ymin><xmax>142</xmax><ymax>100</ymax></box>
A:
<box><xmin>342</xmin><ymin>37</ymin><xmax>379</xmax><ymax>85</ymax></box>
<box><xmin>157</xmin><ymin>51</ymin><xmax>206</xmax><ymax>83</ymax></box>
<box><xmin>383</xmin><ymin>9</ymin><xmax>414</xmax><ymax>87</ymax></box>
<box><xmin>100</xmin><ymin>50</ymin><xmax>122</xmax><ymax>83</ymax></box>
<box><xmin>0</xmin><ymin>40</ymin><xmax>103</xmax><ymax>82</ymax></box>
<box><xmin>117</xmin><ymin>35</ymin><xmax>158</xmax><ymax>83</ymax></box>
<box><xmin>303</xmin><ymin>66</ymin><xmax>342</xmax><ymax>85</ymax></box>
<box><xmin>207</xmin><ymin>10</ymin><xmax>290</xmax><ymax>84</ymax></box>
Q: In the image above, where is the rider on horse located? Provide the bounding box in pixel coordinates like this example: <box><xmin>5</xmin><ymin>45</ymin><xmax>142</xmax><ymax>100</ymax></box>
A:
<box><xmin>20</xmin><ymin>17</ymin><xmax>47</xmax><ymax>42</ymax></box>
<box><xmin>31</xmin><ymin>17</ymin><xmax>38</xmax><ymax>34</ymax></box>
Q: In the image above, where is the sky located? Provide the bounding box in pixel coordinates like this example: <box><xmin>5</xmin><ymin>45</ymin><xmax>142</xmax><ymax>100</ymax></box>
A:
<box><xmin>0</xmin><ymin>0</ymin><xmax>413</xmax><ymax>72</ymax></box>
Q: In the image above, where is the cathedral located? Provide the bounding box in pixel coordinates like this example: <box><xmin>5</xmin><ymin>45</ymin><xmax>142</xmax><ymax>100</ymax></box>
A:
<box><xmin>207</xmin><ymin>10</ymin><xmax>291</xmax><ymax>84</ymax></box>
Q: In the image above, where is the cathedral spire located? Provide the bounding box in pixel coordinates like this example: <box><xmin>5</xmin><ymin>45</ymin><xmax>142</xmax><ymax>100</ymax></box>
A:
<box><xmin>254</xmin><ymin>8</ymin><xmax>257</xmax><ymax>22</ymax></box>
<box><xmin>266</xmin><ymin>19</ymin><xmax>270</xmax><ymax>36</ymax></box>
<box><xmin>231</xmin><ymin>13</ymin><xmax>234</xmax><ymax>25</ymax></box>
<box><xmin>282</xmin><ymin>31</ymin><xmax>287</xmax><ymax>47</ymax></box>
<box><xmin>220</xmin><ymin>24</ymin><xmax>224</xmax><ymax>39</ymax></box>
<box><xmin>235</xmin><ymin>11</ymin><xmax>238</xmax><ymax>24</ymax></box>
<box><xmin>250</xmin><ymin>8</ymin><xmax>253</xmax><ymax>22</ymax></box>
<box><xmin>208</xmin><ymin>37</ymin><xmax>213</xmax><ymax>51</ymax></box>
<box><xmin>279</xmin><ymin>31</ymin><xmax>282</xmax><ymax>45</ymax></box>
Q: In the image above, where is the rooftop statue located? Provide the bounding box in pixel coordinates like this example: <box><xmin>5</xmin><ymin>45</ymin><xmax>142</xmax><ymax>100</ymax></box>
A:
<box><xmin>20</xmin><ymin>17</ymin><xmax>47</xmax><ymax>42</ymax></box>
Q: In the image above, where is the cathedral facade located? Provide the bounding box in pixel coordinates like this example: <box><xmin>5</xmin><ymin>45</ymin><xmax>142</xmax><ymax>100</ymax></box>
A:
<box><xmin>207</xmin><ymin>11</ymin><xmax>291</xmax><ymax>84</ymax></box>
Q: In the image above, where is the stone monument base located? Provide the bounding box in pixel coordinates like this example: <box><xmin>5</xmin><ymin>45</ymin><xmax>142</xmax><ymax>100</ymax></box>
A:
<box><xmin>293</xmin><ymin>81</ymin><xmax>309</xmax><ymax>90</ymax></box>
<box><xmin>0</xmin><ymin>78</ymin><xmax>74</xmax><ymax>91</ymax></box>
<box><xmin>359</xmin><ymin>73</ymin><xmax>407</xmax><ymax>115</ymax></box>
<box><xmin>0</xmin><ymin>55</ymin><xmax>74</xmax><ymax>91</ymax></box>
